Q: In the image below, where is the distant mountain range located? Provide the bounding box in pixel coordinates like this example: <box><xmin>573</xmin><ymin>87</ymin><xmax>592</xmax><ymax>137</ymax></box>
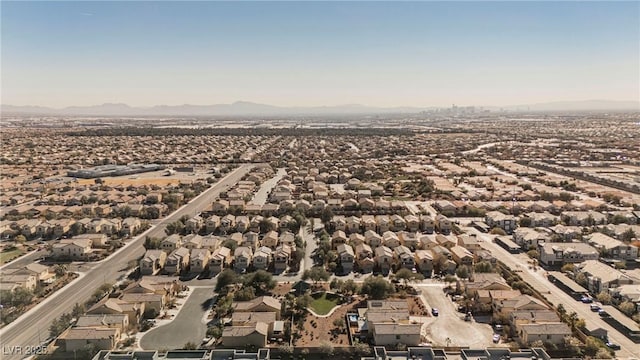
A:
<box><xmin>2</xmin><ymin>100</ymin><xmax>638</xmax><ymax>116</ymax></box>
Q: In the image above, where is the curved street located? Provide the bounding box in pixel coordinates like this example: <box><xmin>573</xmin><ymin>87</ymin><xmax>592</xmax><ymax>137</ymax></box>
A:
<box><xmin>140</xmin><ymin>287</ymin><xmax>213</xmax><ymax>350</ymax></box>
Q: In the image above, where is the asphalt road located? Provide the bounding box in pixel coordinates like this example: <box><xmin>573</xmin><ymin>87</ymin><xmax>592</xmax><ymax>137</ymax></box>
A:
<box><xmin>0</xmin><ymin>164</ymin><xmax>255</xmax><ymax>360</ymax></box>
<box><xmin>139</xmin><ymin>287</ymin><xmax>212</xmax><ymax>350</ymax></box>
<box><xmin>472</xmin><ymin>229</ymin><xmax>640</xmax><ymax>359</ymax></box>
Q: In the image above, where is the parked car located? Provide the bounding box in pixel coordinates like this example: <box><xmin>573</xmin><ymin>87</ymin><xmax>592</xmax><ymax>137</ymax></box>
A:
<box><xmin>606</xmin><ymin>342</ymin><xmax>621</xmax><ymax>350</ymax></box>
<box><xmin>580</xmin><ymin>296</ymin><xmax>593</xmax><ymax>303</ymax></box>
<box><xmin>590</xmin><ymin>304</ymin><xmax>601</xmax><ymax>312</ymax></box>
<box><xmin>598</xmin><ymin>309</ymin><xmax>610</xmax><ymax>317</ymax></box>
<box><xmin>492</xmin><ymin>334</ymin><xmax>501</xmax><ymax>343</ymax></box>
<box><xmin>431</xmin><ymin>308</ymin><xmax>439</xmax><ymax>316</ymax></box>
<box><xmin>494</xmin><ymin>324</ymin><xmax>504</xmax><ymax>333</ymax></box>
<box><xmin>464</xmin><ymin>312</ymin><xmax>472</xmax><ymax>321</ymax></box>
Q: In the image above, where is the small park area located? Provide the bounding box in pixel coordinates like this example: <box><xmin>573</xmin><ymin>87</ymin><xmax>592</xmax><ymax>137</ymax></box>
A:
<box><xmin>308</xmin><ymin>292</ymin><xmax>341</xmax><ymax>315</ymax></box>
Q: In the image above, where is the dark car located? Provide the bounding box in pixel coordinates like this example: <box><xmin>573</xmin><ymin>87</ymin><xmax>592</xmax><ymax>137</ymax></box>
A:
<box><xmin>606</xmin><ymin>342</ymin><xmax>621</xmax><ymax>350</ymax></box>
<box><xmin>598</xmin><ymin>309</ymin><xmax>610</xmax><ymax>317</ymax></box>
<box><xmin>431</xmin><ymin>308</ymin><xmax>439</xmax><ymax>316</ymax></box>
<box><xmin>590</xmin><ymin>304</ymin><xmax>601</xmax><ymax>312</ymax></box>
<box><xmin>580</xmin><ymin>296</ymin><xmax>593</xmax><ymax>303</ymax></box>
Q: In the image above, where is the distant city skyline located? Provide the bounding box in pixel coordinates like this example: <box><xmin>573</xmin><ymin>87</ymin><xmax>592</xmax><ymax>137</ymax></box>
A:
<box><xmin>2</xmin><ymin>1</ymin><xmax>638</xmax><ymax>108</ymax></box>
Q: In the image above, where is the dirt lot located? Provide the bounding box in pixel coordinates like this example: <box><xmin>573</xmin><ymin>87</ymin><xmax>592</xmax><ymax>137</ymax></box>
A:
<box><xmin>295</xmin><ymin>296</ymin><xmax>360</xmax><ymax>347</ymax></box>
<box><xmin>416</xmin><ymin>283</ymin><xmax>501</xmax><ymax>348</ymax></box>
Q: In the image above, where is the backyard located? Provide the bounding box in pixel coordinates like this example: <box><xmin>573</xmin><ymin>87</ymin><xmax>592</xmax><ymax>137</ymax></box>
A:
<box><xmin>309</xmin><ymin>292</ymin><xmax>341</xmax><ymax>315</ymax></box>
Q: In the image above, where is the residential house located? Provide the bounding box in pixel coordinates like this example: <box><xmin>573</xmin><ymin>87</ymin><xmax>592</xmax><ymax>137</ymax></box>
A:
<box><xmin>140</xmin><ymin>250</ymin><xmax>167</xmax><ymax>276</ymax></box>
<box><xmin>576</xmin><ymin>260</ymin><xmax>635</xmax><ymax>293</ymax></box>
<box><xmin>420</xmin><ymin>215</ymin><xmax>435</xmax><ymax>233</ymax></box>
<box><xmin>332</xmin><ymin>230</ymin><xmax>348</xmax><ymax>249</ymax></box>
<box><xmin>365</xmin><ymin>230</ymin><xmax>383</xmax><ymax>248</ymax></box>
<box><xmin>209</xmin><ymin>247</ymin><xmax>232</xmax><ymax>274</ymax></box>
<box><xmin>537</xmin><ymin>242</ymin><xmax>599</xmax><ymax>267</ymax></box>
<box><xmin>52</xmin><ymin>238</ymin><xmax>92</xmax><ymax>260</ymax></box>
<box><xmin>253</xmin><ymin>246</ymin><xmax>273</xmax><ymax>270</ymax></box>
<box><xmin>87</xmin><ymin>298</ymin><xmax>144</xmax><ymax>325</ymax></box>
<box><xmin>183</xmin><ymin>215</ymin><xmax>202</xmax><ymax>234</ymax></box>
<box><xmin>587</xmin><ymin>232</ymin><xmax>638</xmax><ymax>260</ymax></box>
<box><xmin>2</xmin><ymin>274</ymin><xmax>37</xmax><ymax>291</ymax></box>
<box><xmin>518</xmin><ymin>323</ymin><xmax>571</xmax><ymax>346</ymax></box>
<box><xmin>234</xmin><ymin>247</ymin><xmax>253</xmax><ymax>272</ymax></box>
<box><xmin>183</xmin><ymin>234</ymin><xmax>204</xmax><ymax>250</ymax></box>
<box><xmin>75</xmin><ymin>314</ymin><xmax>129</xmax><ymax>332</ymax></box>
<box><xmin>337</xmin><ymin>244</ymin><xmax>355</xmax><ymax>273</ymax></box>
<box><xmin>121</xmin><ymin>217</ymin><xmax>142</xmax><ymax>235</ymax></box>
<box><xmin>375</xmin><ymin>246</ymin><xmax>394</xmax><ymax>273</ymax></box>
<box><xmin>513</xmin><ymin>228</ymin><xmax>549</xmax><ymax>250</ymax></box>
<box><xmin>355</xmin><ymin>243</ymin><xmax>374</xmax><ymax>273</ymax></box>
<box><xmin>205</xmin><ymin>215</ymin><xmax>220</xmax><ymax>233</ymax></box>
<box><xmin>435</xmin><ymin>215</ymin><xmax>452</xmax><ymax>234</ymax></box>
<box><xmin>190</xmin><ymin>248</ymin><xmax>211</xmax><ymax>273</ymax></box>
<box><xmin>232</xmin><ymin>296</ymin><xmax>281</xmax><ymax>319</ymax></box>
<box><xmin>274</xmin><ymin>244</ymin><xmax>292</xmax><ymax>273</ymax></box>
<box><xmin>450</xmin><ymin>246</ymin><xmax>474</xmax><ymax>267</ymax></box>
<box><xmin>160</xmin><ymin>234</ymin><xmax>182</xmax><ymax>253</ymax></box>
<box><xmin>398</xmin><ymin>231</ymin><xmax>419</xmax><ymax>249</ymax></box>
<box><xmin>261</xmin><ymin>231</ymin><xmax>279</xmax><ymax>249</ymax></box>
<box><xmin>222</xmin><ymin>322</ymin><xmax>269</xmax><ymax>348</ymax></box>
<box><xmin>394</xmin><ymin>245</ymin><xmax>415</xmax><ymax>270</ymax></box>
<box><xmin>164</xmin><ymin>247</ymin><xmax>190</xmax><ymax>275</ymax></box>
<box><xmin>382</xmin><ymin>231</ymin><xmax>400</xmax><ymax>249</ymax></box>
<box><xmin>485</xmin><ymin>211</ymin><xmax>517</xmax><ymax>234</ymax></box>
<box><xmin>60</xmin><ymin>327</ymin><xmax>121</xmax><ymax>352</ymax></box>
<box><xmin>414</xmin><ymin>250</ymin><xmax>433</xmax><ymax>276</ymax></box>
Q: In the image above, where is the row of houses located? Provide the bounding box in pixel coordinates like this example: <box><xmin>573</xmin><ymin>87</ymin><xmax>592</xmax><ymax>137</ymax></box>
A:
<box><xmin>329</xmin><ymin>231</ymin><xmax>485</xmax><ymax>275</ymax></box>
<box><xmin>327</xmin><ymin>214</ymin><xmax>451</xmax><ymax>234</ymax></box>
<box><xmin>141</xmin><ymin>231</ymin><xmax>300</xmax><ymax>275</ymax></box>
<box><xmin>1</xmin><ymin>216</ymin><xmax>144</xmax><ymax>240</ymax></box>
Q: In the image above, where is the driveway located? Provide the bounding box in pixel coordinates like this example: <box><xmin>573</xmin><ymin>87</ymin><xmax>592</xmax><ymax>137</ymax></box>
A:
<box><xmin>416</xmin><ymin>283</ymin><xmax>498</xmax><ymax>348</ymax></box>
<box><xmin>140</xmin><ymin>287</ymin><xmax>213</xmax><ymax>350</ymax></box>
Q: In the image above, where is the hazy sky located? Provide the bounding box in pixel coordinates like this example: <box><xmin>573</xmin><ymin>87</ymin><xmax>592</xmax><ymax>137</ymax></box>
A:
<box><xmin>2</xmin><ymin>1</ymin><xmax>639</xmax><ymax>108</ymax></box>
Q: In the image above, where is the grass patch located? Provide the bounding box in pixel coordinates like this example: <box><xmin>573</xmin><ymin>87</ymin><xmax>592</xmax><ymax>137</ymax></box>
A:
<box><xmin>0</xmin><ymin>248</ymin><xmax>25</xmax><ymax>265</ymax></box>
<box><xmin>308</xmin><ymin>292</ymin><xmax>340</xmax><ymax>315</ymax></box>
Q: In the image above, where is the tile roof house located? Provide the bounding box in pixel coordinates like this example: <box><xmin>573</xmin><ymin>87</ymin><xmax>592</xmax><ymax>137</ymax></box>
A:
<box><xmin>337</xmin><ymin>243</ymin><xmax>355</xmax><ymax>273</ymax></box>
<box><xmin>253</xmin><ymin>246</ymin><xmax>273</xmax><ymax>270</ymax></box>
<box><xmin>59</xmin><ymin>326</ymin><xmax>121</xmax><ymax>352</ymax></box>
<box><xmin>209</xmin><ymin>246</ymin><xmax>232</xmax><ymax>274</ymax></box>
<box><xmin>164</xmin><ymin>247</ymin><xmax>190</xmax><ymax>275</ymax></box>
<box><xmin>518</xmin><ymin>323</ymin><xmax>571</xmax><ymax>346</ymax></box>
<box><xmin>140</xmin><ymin>250</ymin><xmax>167</xmax><ymax>276</ymax></box>
<box><xmin>234</xmin><ymin>246</ymin><xmax>253</xmax><ymax>272</ymax></box>
<box><xmin>190</xmin><ymin>248</ymin><xmax>211</xmax><ymax>273</ymax></box>
<box><xmin>232</xmin><ymin>296</ymin><xmax>281</xmax><ymax>319</ymax></box>
<box><xmin>587</xmin><ymin>232</ymin><xmax>639</xmax><ymax>260</ymax></box>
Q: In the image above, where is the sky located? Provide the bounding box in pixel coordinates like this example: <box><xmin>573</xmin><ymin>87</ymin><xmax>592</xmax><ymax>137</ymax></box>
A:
<box><xmin>1</xmin><ymin>1</ymin><xmax>639</xmax><ymax>108</ymax></box>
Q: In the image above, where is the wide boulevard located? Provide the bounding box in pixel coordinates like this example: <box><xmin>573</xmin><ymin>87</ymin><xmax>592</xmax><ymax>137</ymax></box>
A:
<box><xmin>0</xmin><ymin>164</ymin><xmax>255</xmax><ymax>360</ymax></box>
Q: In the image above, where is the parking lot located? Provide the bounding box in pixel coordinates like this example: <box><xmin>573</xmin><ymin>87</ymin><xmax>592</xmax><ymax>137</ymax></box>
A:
<box><xmin>416</xmin><ymin>282</ymin><xmax>502</xmax><ymax>348</ymax></box>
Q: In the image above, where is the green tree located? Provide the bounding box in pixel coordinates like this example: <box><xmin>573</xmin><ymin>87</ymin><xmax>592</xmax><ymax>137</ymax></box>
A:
<box><xmin>456</xmin><ymin>265</ymin><xmax>470</xmax><ymax>280</ymax></box>
<box><xmin>15</xmin><ymin>234</ymin><xmax>26</xmax><ymax>244</ymax></box>
<box><xmin>182</xmin><ymin>342</ymin><xmax>198</xmax><ymax>350</ymax></box>
<box><xmin>596</xmin><ymin>291</ymin><xmax>612</xmax><ymax>305</ymax></box>
<box><xmin>619</xmin><ymin>301</ymin><xmax>636</xmax><ymax>316</ymax></box>
<box><xmin>302</xmin><ymin>266</ymin><xmax>330</xmax><ymax>284</ymax></box>
<box><xmin>360</xmin><ymin>276</ymin><xmax>395</xmax><ymax>300</ymax></box>
<box><xmin>72</xmin><ymin>302</ymin><xmax>85</xmax><ymax>318</ymax></box>
<box><xmin>243</xmin><ymin>270</ymin><xmax>276</xmax><ymax>294</ymax></box>
<box><xmin>395</xmin><ymin>268</ymin><xmax>424</xmax><ymax>286</ymax></box>
<box><xmin>474</xmin><ymin>261</ymin><xmax>493</xmax><ymax>273</ymax></box>
<box><xmin>215</xmin><ymin>269</ymin><xmax>239</xmax><ymax>292</ymax></box>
